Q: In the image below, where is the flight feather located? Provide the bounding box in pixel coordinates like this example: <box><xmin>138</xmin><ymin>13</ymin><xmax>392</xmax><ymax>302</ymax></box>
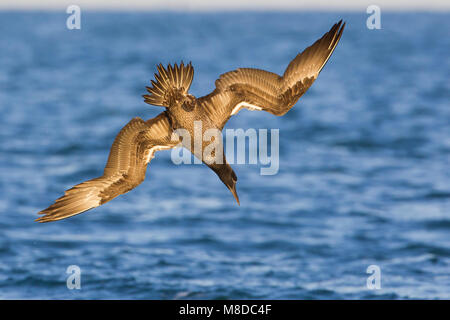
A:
<box><xmin>143</xmin><ymin>62</ymin><xmax>194</xmax><ymax>107</ymax></box>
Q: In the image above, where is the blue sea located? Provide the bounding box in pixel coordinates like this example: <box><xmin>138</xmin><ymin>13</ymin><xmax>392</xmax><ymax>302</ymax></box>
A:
<box><xmin>0</xmin><ymin>11</ymin><xmax>449</xmax><ymax>299</ymax></box>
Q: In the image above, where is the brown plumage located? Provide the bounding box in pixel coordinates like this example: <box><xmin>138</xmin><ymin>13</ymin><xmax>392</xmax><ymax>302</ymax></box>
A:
<box><xmin>37</xmin><ymin>113</ymin><xmax>178</xmax><ymax>222</ymax></box>
<box><xmin>199</xmin><ymin>20</ymin><xmax>345</xmax><ymax>129</ymax></box>
<box><xmin>37</xmin><ymin>20</ymin><xmax>345</xmax><ymax>222</ymax></box>
<box><xmin>143</xmin><ymin>62</ymin><xmax>194</xmax><ymax>107</ymax></box>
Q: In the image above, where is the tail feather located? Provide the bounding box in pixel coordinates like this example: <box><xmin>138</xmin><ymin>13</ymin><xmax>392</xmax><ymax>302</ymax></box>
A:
<box><xmin>143</xmin><ymin>61</ymin><xmax>194</xmax><ymax>107</ymax></box>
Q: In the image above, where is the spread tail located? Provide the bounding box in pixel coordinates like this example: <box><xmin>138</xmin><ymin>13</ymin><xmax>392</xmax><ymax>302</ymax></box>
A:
<box><xmin>143</xmin><ymin>61</ymin><xmax>194</xmax><ymax>107</ymax></box>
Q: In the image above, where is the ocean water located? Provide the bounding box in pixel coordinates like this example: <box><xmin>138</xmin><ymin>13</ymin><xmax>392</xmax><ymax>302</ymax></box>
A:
<box><xmin>0</xmin><ymin>11</ymin><xmax>449</xmax><ymax>299</ymax></box>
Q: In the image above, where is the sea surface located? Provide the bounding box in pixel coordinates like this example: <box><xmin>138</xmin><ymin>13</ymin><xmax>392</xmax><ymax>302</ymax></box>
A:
<box><xmin>0</xmin><ymin>11</ymin><xmax>449</xmax><ymax>299</ymax></box>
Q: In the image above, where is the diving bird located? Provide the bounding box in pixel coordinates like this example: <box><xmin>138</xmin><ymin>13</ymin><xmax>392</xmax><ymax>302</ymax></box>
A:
<box><xmin>37</xmin><ymin>20</ymin><xmax>345</xmax><ymax>222</ymax></box>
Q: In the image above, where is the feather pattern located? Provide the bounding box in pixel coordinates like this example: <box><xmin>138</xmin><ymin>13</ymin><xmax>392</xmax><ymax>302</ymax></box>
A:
<box><xmin>36</xmin><ymin>112</ymin><xmax>179</xmax><ymax>222</ymax></box>
<box><xmin>37</xmin><ymin>20</ymin><xmax>345</xmax><ymax>222</ymax></box>
<box><xmin>143</xmin><ymin>62</ymin><xmax>194</xmax><ymax>107</ymax></box>
<box><xmin>198</xmin><ymin>20</ymin><xmax>345</xmax><ymax>129</ymax></box>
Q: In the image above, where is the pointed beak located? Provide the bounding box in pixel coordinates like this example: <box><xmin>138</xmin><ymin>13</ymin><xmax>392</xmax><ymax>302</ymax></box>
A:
<box><xmin>228</xmin><ymin>183</ymin><xmax>240</xmax><ymax>206</ymax></box>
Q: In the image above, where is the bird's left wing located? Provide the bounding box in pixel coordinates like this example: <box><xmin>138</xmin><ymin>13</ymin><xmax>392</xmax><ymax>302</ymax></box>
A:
<box><xmin>199</xmin><ymin>20</ymin><xmax>345</xmax><ymax>129</ymax></box>
<box><xmin>37</xmin><ymin>112</ymin><xmax>179</xmax><ymax>222</ymax></box>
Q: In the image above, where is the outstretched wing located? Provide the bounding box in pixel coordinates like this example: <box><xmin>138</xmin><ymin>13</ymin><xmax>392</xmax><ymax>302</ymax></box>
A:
<box><xmin>37</xmin><ymin>112</ymin><xmax>178</xmax><ymax>222</ymax></box>
<box><xmin>199</xmin><ymin>20</ymin><xmax>345</xmax><ymax>129</ymax></box>
<box><xmin>143</xmin><ymin>62</ymin><xmax>194</xmax><ymax>107</ymax></box>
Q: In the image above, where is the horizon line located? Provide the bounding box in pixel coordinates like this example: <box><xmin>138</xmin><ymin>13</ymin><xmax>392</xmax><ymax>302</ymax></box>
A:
<box><xmin>0</xmin><ymin>7</ymin><xmax>449</xmax><ymax>13</ymax></box>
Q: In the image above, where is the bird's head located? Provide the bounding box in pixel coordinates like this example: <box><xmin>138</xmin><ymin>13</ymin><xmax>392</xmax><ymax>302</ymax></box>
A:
<box><xmin>213</xmin><ymin>165</ymin><xmax>239</xmax><ymax>205</ymax></box>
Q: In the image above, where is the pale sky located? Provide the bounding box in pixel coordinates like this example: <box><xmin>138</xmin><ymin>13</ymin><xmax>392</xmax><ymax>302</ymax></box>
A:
<box><xmin>0</xmin><ymin>0</ymin><xmax>448</xmax><ymax>11</ymax></box>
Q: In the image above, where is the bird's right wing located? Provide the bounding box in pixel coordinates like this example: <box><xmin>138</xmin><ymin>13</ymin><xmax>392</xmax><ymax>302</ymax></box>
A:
<box><xmin>199</xmin><ymin>20</ymin><xmax>345</xmax><ymax>129</ymax></box>
<box><xmin>37</xmin><ymin>112</ymin><xmax>179</xmax><ymax>222</ymax></box>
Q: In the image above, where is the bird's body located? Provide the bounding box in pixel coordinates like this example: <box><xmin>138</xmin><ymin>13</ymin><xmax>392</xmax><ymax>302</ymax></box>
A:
<box><xmin>37</xmin><ymin>20</ymin><xmax>345</xmax><ymax>222</ymax></box>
